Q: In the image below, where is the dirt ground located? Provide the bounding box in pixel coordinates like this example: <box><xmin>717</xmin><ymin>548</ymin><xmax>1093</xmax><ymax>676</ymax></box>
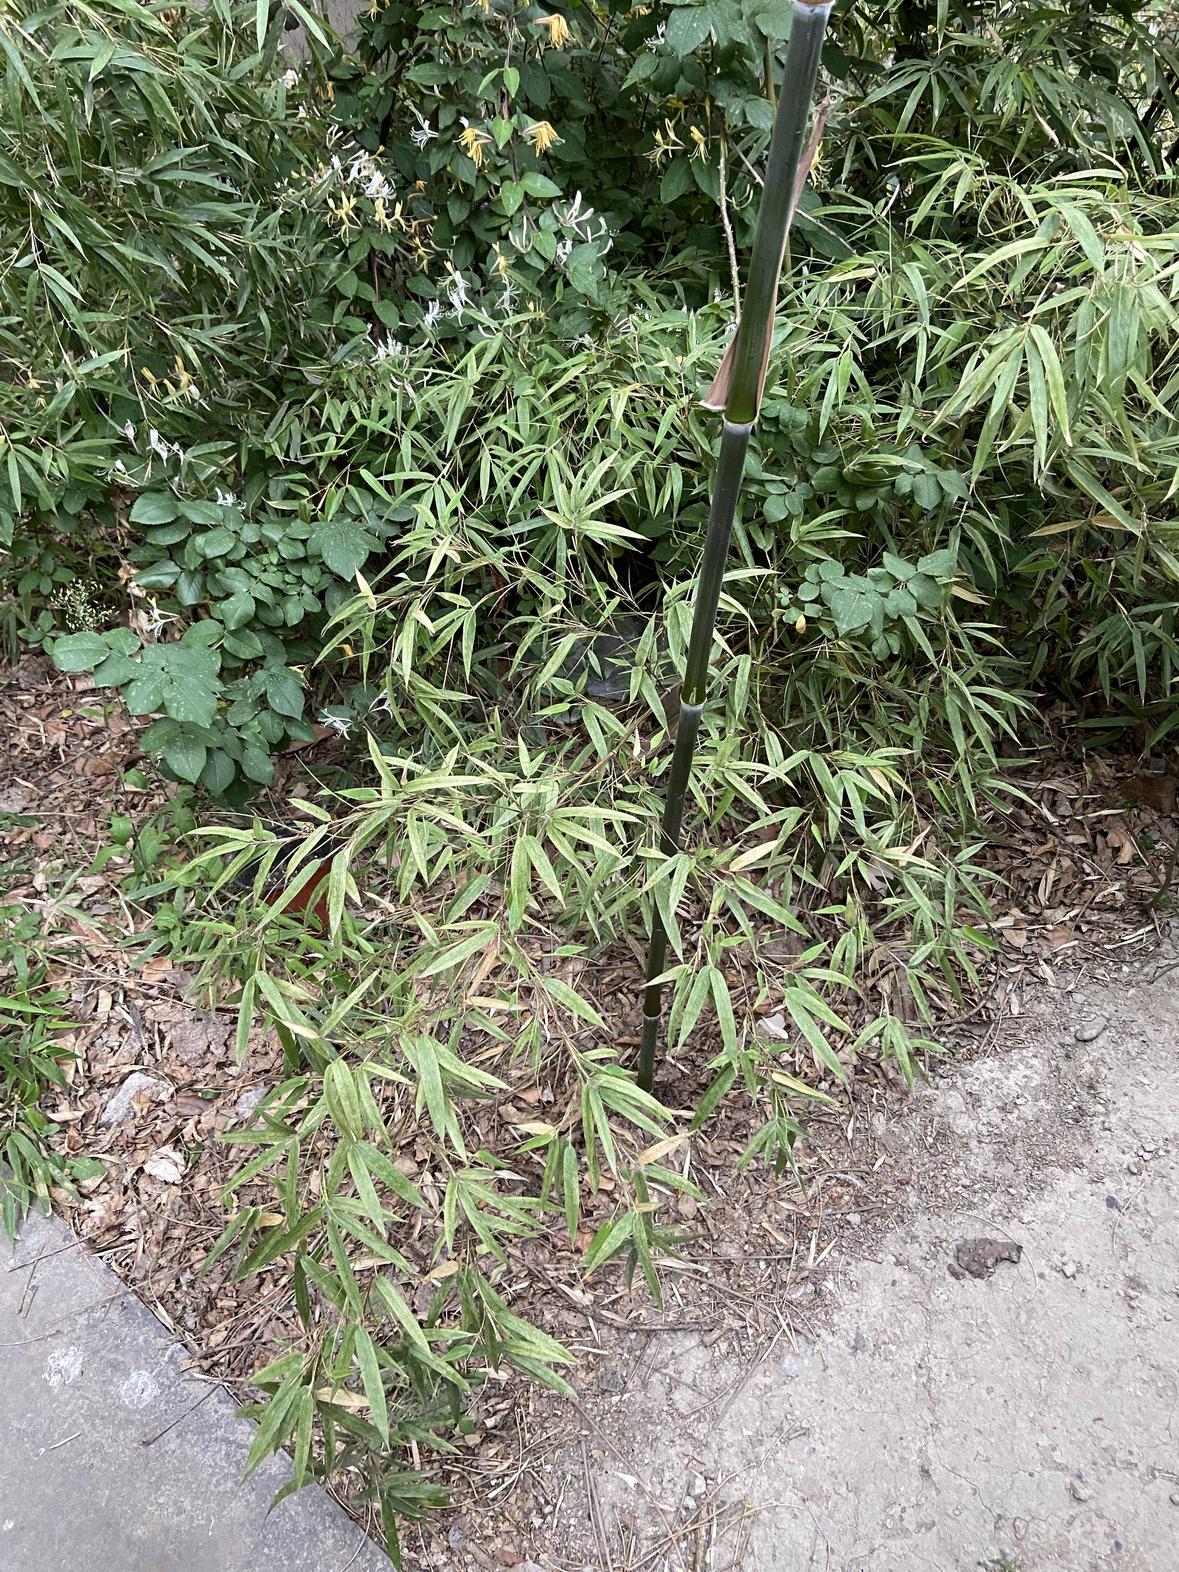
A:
<box><xmin>484</xmin><ymin>943</ymin><xmax>1179</xmax><ymax>1572</ymax></box>
<box><xmin>5</xmin><ymin>659</ymin><xmax>1179</xmax><ymax>1572</ymax></box>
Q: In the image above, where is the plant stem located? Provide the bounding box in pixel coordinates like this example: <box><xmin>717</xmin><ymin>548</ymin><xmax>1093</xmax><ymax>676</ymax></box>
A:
<box><xmin>638</xmin><ymin>0</ymin><xmax>832</xmax><ymax>1093</ymax></box>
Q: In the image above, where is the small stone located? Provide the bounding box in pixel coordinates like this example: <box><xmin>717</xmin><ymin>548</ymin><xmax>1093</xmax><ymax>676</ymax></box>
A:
<box><xmin>1169</xmin><ymin>1493</ymin><xmax>1179</xmax><ymax>1506</ymax></box>
<box><xmin>1074</xmin><ymin>1017</ymin><xmax>1108</xmax><ymax>1044</ymax></box>
<box><xmin>98</xmin><ymin>1073</ymin><xmax>170</xmax><ymax>1127</ymax></box>
<box><xmin>1070</xmin><ymin>1481</ymin><xmax>1092</xmax><ymax>1502</ymax></box>
<box><xmin>846</xmin><ymin>1212</ymin><xmax>861</xmax><ymax>1227</ymax></box>
<box><xmin>756</xmin><ymin>1011</ymin><xmax>789</xmax><ymax>1042</ymax></box>
<box><xmin>1058</xmin><ymin>1261</ymin><xmax>1078</xmax><ymax>1280</ymax></box>
<box><xmin>447</xmin><ymin>1526</ymin><xmax>466</xmax><ymax>1551</ymax></box>
<box><xmin>233</xmin><ymin>1086</ymin><xmax>269</xmax><ymax>1122</ymax></box>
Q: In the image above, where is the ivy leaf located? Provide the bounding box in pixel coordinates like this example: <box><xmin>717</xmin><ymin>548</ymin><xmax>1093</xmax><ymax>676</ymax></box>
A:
<box><xmin>240</xmin><ymin>744</ymin><xmax>275</xmax><ymax>784</ymax></box>
<box><xmin>124</xmin><ymin>645</ymin><xmax>220</xmax><ymax>725</ymax></box>
<box><xmin>200</xmin><ymin>750</ymin><xmax>235</xmax><ymax>795</ymax></box>
<box><xmin>264</xmin><ymin>665</ymin><xmax>304</xmax><ymax>719</ymax></box>
<box><xmin>750</xmin><ymin>0</ymin><xmax>794</xmax><ymax>39</ymax></box>
<box><xmin>918</xmin><ymin>547</ymin><xmax>957</xmax><ymax>579</ymax></box>
<box><xmin>312</xmin><ymin>517</ymin><xmax>377</xmax><ymax>578</ymax></box>
<box><xmin>911</xmin><ymin>471</ymin><xmax>943</xmax><ymax>510</ymax></box>
<box><xmin>50</xmin><ymin>631</ymin><xmax>109</xmax><ymax>672</ymax></box>
<box><xmin>908</xmin><ymin>572</ymin><xmax>942</xmax><ymax>611</ymax></box>
<box><xmin>823</xmin><ymin>580</ymin><xmax>879</xmax><ymax>636</ymax></box>
<box><xmin>163</xmin><ymin>730</ymin><xmax>208</xmax><ymax>783</ymax></box>
<box><xmin>129</xmin><ymin>492</ymin><xmax>180</xmax><ymax>526</ymax></box>
<box><xmin>666</xmin><ymin>4</ymin><xmax>714</xmax><ymax>54</ymax></box>
<box><xmin>220</xmin><ymin>592</ymin><xmax>256</xmax><ymax>630</ymax></box>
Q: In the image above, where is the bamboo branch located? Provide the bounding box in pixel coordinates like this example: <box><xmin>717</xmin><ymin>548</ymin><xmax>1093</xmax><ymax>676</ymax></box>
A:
<box><xmin>639</xmin><ymin>0</ymin><xmax>833</xmax><ymax>1093</ymax></box>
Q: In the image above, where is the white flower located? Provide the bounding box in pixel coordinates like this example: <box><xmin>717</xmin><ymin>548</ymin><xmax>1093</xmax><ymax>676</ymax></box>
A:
<box><xmin>367</xmin><ymin>690</ymin><xmax>395</xmax><ymax>716</ymax></box>
<box><xmin>410</xmin><ymin>112</ymin><xmax>436</xmax><ymax>149</ymax></box>
<box><xmin>499</xmin><ymin>279</ymin><xmax>517</xmax><ymax>311</ymax></box>
<box><xmin>555</xmin><ymin>236</ymin><xmax>573</xmax><ymax>266</ymax></box>
<box><xmin>282</xmin><ymin>67</ymin><xmax>298</xmax><ymax>88</ymax></box>
<box><xmin>557</xmin><ymin>190</ymin><xmax>612</xmax><ymax>252</ymax></box>
<box><xmin>114</xmin><ymin>459</ymin><xmax>128</xmax><ymax>475</ymax></box>
<box><xmin>447</xmin><ymin>270</ymin><xmax>469</xmax><ymax>318</ymax></box>
<box><xmin>373</xmin><ymin>334</ymin><xmax>405</xmax><ymax>363</ymax></box>
<box><xmin>123</xmin><ymin>420</ymin><xmax>137</xmax><ymax>444</ymax></box>
<box><xmin>215</xmin><ymin>488</ymin><xmax>237</xmax><ymax>507</ymax></box>
<box><xmin>318</xmin><ymin>710</ymin><xmax>352</xmax><ymax>737</ymax></box>
<box><xmin>140</xmin><ymin>603</ymin><xmax>178</xmax><ymax>642</ymax></box>
<box><xmin>423</xmin><ymin>299</ymin><xmax>442</xmax><ymax>330</ymax></box>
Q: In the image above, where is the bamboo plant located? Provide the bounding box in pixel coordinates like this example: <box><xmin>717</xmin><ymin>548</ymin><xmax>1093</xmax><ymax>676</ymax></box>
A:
<box><xmin>638</xmin><ymin>0</ymin><xmax>834</xmax><ymax>1093</ymax></box>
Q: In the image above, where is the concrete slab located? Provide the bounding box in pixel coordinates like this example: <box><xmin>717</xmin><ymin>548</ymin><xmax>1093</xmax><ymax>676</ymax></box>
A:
<box><xmin>0</xmin><ymin>1210</ymin><xmax>391</xmax><ymax>1572</ymax></box>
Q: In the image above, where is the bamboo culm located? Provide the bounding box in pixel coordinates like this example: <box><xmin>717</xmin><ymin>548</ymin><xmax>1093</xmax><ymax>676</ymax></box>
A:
<box><xmin>638</xmin><ymin>0</ymin><xmax>833</xmax><ymax>1093</ymax></box>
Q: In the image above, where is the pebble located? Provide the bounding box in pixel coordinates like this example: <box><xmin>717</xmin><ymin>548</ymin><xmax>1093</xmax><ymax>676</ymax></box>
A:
<box><xmin>1058</xmin><ymin>1261</ymin><xmax>1078</xmax><ymax>1279</ymax></box>
<box><xmin>1070</xmin><ymin>1481</ymin><xmax>1093</xmax><ymax>1502</ymax></box>
<box><xmin>98</xmin><ymin>1073</ymin><xmax>170</xmax><ymax>1127</ymax></box>
<box><xmin>1170</xmin><ymin>1493</ymin><xmax>1179</xmax><ymax>1506</ymax></box>
<box><xmin>756</xmin><ymin>1011</ymin><xmax>790</xmax><ymax>1042</ymax></box>
<box><xmin>1074</xmin><ymin>1017</ymin><xmax>1109</xmax><ymax>1043</ymax></box>
<box><xmin>233</xmin><ymin>1085</ymin><xmax>269</xmax><ymax>1122</ymax></box>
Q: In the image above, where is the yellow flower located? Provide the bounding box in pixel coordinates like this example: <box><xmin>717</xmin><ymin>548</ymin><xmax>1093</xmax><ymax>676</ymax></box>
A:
<box><xmin>524</xmin><ymin>120</ymin><xmax>562</xmax><ymax>155</ymax></box>
<box><xmin>458</xmin><ymin>125</ymin><xmax>493</xmax><ymax>168</ymax></box>
<box><xmin>646</xmin><ymin>118</ymin><xmax>682</xmax><ymax>165</ymax></box>
<box><xmin>327</xmin><ymin>193</ymin><xmax>358</xmax><ymax>229</ymax></box>
<box><xmin>689</xmin><ymin>125</ymin><xmax>707</xmax><ymax>162</ymax></box>
<box><xmin>534</xmin><ymin>13</ymin><xmax>572</xmax><ymax>47</ymax></box>
<box><xmin>373</xmin><ymin>196</ymin><xmax>395</xmax><ymax>232</ymax></box>
<box><xmin>794</xmin><ymin>613</ymin><xmax>807</xmax><ymax>635</ymax></box>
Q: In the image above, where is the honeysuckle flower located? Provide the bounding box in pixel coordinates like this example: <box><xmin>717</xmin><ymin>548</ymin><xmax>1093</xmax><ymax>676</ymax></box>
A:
<box><xmin>423</xmin><ymin>299</ymin><xmax>443</xmax><ymax>330</ymax></box>
<box><xmin>329</xmin><ymin>193</ymin><xmax>359</xmax><ymax>229</ymax></box>
<box><xmin>647</xmin><ymin>118</ymin><xmax>682</xmax><ymax>165</ymax></box>
<box><xmin>281</xmin><ymin>67</ymin><xmax>298</xmax><ymax>88</ymax></box>
<box><xmin>689</xmin><ymin>125</ymin><xmax>707</xmax><ymax>161</ymax></box>
<box><xmin>123</xmin><ymin>420</ymin><xmax>137</xmax><ymax>444</ymax></box>
<box><xmin>534</xmin><ymin>13</ymin><xmax>571</xmax><ymax>46</ymax></box>
<box><xmin>411</xmin><ymin>114</ymin><xmax>436</xmax><ymax>149</ymax></box>
<box><xmin>215</xmin><ymin>488</ymin><xmax>237</xmax><ymax>507</ymax></box>
<box><xmin>318</xmin><ymin>710</ymin><xmax>352</xmax><ymax>737</ymax></box>
<box><xmin>458</xmin><ymin>124</ymin><xmax>493</xmax><ymax>168</ymax></box>
<box><xmin>555</xmin><ymin>236</ymin><xmax>573</xmax><ymax>265</ymax></box>
<box><xmin>447</xmin><ymin>270</ymin><xmax>469</xmax><ymax>317</ymax></box>
<box><xmin>524</xmin><ymin>120</ymin><xmax>562</xmax><ymax>155</ymax></box>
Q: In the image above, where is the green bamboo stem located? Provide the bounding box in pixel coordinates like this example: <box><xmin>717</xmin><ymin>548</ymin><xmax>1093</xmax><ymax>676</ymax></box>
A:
<box><xmin>638</xmin><ymin>0</ymin><xmax>832</xmax><ymax>1094</ymax></box>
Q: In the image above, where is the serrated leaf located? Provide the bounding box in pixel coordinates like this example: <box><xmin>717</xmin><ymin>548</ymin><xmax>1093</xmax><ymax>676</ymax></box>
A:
<box><xmin>50</xmin><ymin>631</ymin><xmax>109</xmax><ymax>672</ymax></box>
<box><xmin>129</xmin><ymin>492</ymin><xmax>180</xmax><ymax>526</ymax></box>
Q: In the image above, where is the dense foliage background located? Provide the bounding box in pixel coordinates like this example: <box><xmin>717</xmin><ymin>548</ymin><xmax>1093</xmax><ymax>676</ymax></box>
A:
<box><xmin>3</xmin><ymin>0</ymin><xmax>1179</xmax><ymax>1552</ymax></box>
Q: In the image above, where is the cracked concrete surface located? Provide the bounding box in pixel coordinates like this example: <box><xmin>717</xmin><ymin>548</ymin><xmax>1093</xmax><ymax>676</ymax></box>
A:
<box><xmin>0</xmin><ymin>1209</ymin><xmax>390</xmax><ymax>1572</ymax></box>
<box><xmin>568</xmin><ymin>953</ymin><xmax>1179</xmax><ymax>1572</ymax></box>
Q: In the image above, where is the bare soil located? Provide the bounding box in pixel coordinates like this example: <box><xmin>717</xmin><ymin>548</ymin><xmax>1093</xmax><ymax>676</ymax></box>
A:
<box><xmin>432</xmin><ymin>945</ymin><xmax>1179</xmax><ymax>1572</ymax></box>
<box><xmin>5</xmin><ymin>658</ymin><xmax>1179</xmax><ymax>1571</ymax></box>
